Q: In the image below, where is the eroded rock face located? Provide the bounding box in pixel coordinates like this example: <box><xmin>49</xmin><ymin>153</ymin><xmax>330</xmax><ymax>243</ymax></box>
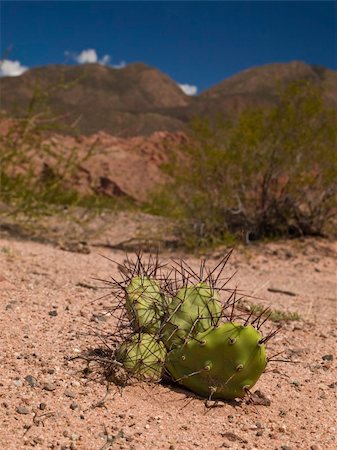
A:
<box><xmin>1</xmin><ymin>121</ymin><xmax>186</xmax><ymax>202</ymax></box>
<box><xmin>68</xmin><ymin>130</ymin><xmax>186</xmax><ymax>201</ymax></box>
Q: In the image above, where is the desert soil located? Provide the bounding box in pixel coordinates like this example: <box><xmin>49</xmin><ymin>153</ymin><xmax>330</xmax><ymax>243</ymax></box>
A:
<box><xmin>0</xmin><ymin>230</ymin><xmax>336</xmax><ymax>450</ymax></box>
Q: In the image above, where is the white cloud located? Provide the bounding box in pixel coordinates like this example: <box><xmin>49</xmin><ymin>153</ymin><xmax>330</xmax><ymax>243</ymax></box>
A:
<box><xmin>111</xmin><ymin>60</ymin><xmax>126</xmax><ymax>69</ymax></box>
<box><xmin>68</xmin><ymin>49</ymin><xmax>126</xmax><ymax>69</ymax></box>
<box><xmin>75</xmin><ymin>48</ymin><xmax>98</xmax><ymax>64</ymax></box>
<box><xmin>0</xmin><ymin>59</ymin><xmax>28</xmax><ymax>77</ymax></box>
<box><xmin>178</xmin><ymin>83</ymin><xmax>198</xmax><ymax>96</ymax></box>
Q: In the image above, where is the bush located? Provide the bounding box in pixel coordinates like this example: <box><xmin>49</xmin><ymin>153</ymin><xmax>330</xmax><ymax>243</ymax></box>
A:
<box><xmin>150</xmin><ymin>80</ymin><xmax>337</xmax><ymax>249</ymax></box>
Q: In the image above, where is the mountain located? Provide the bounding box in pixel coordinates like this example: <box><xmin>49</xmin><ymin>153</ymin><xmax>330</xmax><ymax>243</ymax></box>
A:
<box><xmin>0</xmin><ymin>63</ymin><xmax>189</xmax><ymax>136</ymax></box>
<box><xmin>200</xmin><ymin>61</ymin><xmax>337</xmax><ymax>105</ymax></box>
<box><xmin>1</xmin><ymin>61</ymin><xmax>336</xmax><ymax>136</ymax></box>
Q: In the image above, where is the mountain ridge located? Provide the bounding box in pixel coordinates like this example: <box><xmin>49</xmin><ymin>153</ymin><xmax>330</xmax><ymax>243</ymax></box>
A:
<box><xmin>1</xmin><ymin>60</ymin><xmax>336</xmax><ymax>136</ymax></box>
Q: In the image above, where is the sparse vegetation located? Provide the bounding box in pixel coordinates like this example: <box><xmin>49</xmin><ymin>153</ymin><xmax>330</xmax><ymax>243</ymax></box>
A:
<box><xmin>148</xmin><ymin>80</ymin><xmax>337</xmax><ymax>250</ymax></box>
<box><xmin>0</xmin><ymin>85</ymin><xmax>132</xmax><ymax>236</ymax></box>
<box><xmin>239</xmin><ymin>299</ymin><xmax>301</xmax><ymax>323</ymax></box>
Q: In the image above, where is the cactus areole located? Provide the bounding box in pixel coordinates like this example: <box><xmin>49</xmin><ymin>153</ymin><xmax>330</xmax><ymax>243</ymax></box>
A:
<box><xmin>165</xmin><ymin>322</ymin><xmax>267</xmax><ymax>400</ymax></box>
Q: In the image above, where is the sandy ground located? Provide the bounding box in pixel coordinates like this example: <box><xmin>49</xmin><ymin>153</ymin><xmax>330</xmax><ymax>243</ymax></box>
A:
<box><xmin>0</xmin><ymin>235</ymin><xmax>336</xmax><ymax>450</ymax></box>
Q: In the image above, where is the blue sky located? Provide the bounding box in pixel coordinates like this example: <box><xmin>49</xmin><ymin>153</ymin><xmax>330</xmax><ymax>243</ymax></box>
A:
<box><xmin>1</xmin><ymin>1</ymin><xmax>336</xmax><ymax>94</ymax></box>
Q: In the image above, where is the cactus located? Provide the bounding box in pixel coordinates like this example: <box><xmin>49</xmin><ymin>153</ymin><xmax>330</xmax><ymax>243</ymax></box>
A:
<box><xmin>116</xmin><ymin>333</ymin><xmax>167</xmax><ymax>381</ymax></box>
<box><xmin>126</xmin><ymin>276</ymin><xmax>166</xmax><ymax>333</ymax></box>
<box><xmin>165</xmin><ymin>322</ymin><xmax>267</xmax><ymax>400</ymax></box>
<box><xmin>97</xmin><ymin>251</ymin><xmax>276</xmax><ymax>402</ymax></box>
<box><xmin>160</xmin><ymin>282</ymin><xmax>222</xmax><ymax>350</ymax></box>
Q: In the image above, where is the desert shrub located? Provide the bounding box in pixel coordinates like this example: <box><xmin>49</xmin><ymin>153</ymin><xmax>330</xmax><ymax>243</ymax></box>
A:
<box><xmin>149</xmin><ymin>80</ymin><xmax>337</xmax><ymax>248</ymax></box>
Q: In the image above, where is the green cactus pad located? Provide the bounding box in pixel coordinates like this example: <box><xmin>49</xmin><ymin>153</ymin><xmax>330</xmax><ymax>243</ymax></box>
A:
<box><xmin>165</xmin><ymin>322</ymin><xmax>267</xmax><ymax>400</ymax></box>
<box><xmin>161</xmin><ymin>282</ymin><xmax>222</xmax><ymax>350</ymax></box>
<box><xmin>116</xmin><ymin>333</ymin><xmax>167</xmax><ymax>381</ymax></box>
<box><xmin>126</xmin><ymin>276</ymin><xmax>166</xmax><ymax>333</ymax></box>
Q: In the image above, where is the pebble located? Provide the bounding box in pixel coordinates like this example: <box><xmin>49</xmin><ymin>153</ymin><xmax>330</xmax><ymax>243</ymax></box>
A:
<box><xmin>16</xmin><ymin>406</ymin><xmax>30</xmax><ymax>415</ymax></box>
<box><xmin>25</xmin><ymin>375</ymin><xmax>38</xmax><ymax>387</ymax></box>
<box><xmin>39</xmin><ymin>403</ymin><xmax>47</xmax><ymax>410</ymax></box>
<box><xmin>13</xmin><ymin>379</ymin><xmax>22</xmax><ymax>387</ymax></box>
<box><xmin>70</xmin><ymin>402</ymin><xmax>78</xmax><ymax>410</ymax></box>
<box><xmin>71</xmin><ymin>433</ymin><xmax>80</xmax><ymax>441</ymax></box>
<box><xmin>250</xmin><ymin>390</ymin><xmax>271</xmax><ymax>406</ymax></box>
<box><xmin>43</xmin><ymin>382</ymin><xmax>56</xmax><ymax>391</ymax></box>
<box><xmin>281</xmin><ymin>446</ymin><xmax>292</xmax><ymax>450</ymax></box>
<box><xmin>310</xmin><ymin>445</ymin><xmax>322</xmax><ymax>450</ymax></box>
<box><xmin>48</xmin><ymin>310</ymin><xmax>58</xmax><ymax>317</ymax></box>
<box><xmin>322</xmin><ymin>354</ymin><xmax>333</xmax><ymax>361</ymax></box>
<box><xmin>64</xmin><ymin>389</ymin><xmax>76</xmax><ymax>398</ymax></box>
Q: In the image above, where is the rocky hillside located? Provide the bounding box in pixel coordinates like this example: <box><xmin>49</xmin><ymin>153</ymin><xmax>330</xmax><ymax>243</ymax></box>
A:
<box><xmin>1</xmin><ymin>61</ymin><xmax>336</xmax><ymax>136</ymax></box>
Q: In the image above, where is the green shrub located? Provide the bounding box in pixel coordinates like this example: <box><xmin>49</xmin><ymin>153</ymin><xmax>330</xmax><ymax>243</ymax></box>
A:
<box><xmin>149</xmin><ymin>80</ymin><xmax>337</xmax><ymax>249</ymax></box>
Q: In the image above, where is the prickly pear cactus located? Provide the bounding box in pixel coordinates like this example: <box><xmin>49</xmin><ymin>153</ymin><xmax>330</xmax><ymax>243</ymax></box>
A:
<box><xmin>98</xmin><ymin>251</ymin><xmax>276</xmax><ymax>401</ymax></box>
<box><xmin>165</xmin><ymin>322</ymin><xmax>267</xmax><ymax>400</ymax></box>
<box><xmin>161</xmin><ymin>282</ymin><xmax>222</xmax><ymax>350</ymax></box>
<box><xmin>116</xmin><ymin>333</ymin><xmax>167</xmax><ymax>381</ymax></box>
<box><xmin>126</xmin><ymin>276</ymin><xmax>166</xmax><ymax>333</ymax></box>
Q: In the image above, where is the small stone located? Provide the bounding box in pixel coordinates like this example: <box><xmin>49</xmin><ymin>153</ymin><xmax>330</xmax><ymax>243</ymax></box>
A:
<box><xmin>64</xmin><ymin>389</ymin><xmax>76</xmax><ymax>398</ymax></box>
<box><xmin>328</xmin><ymin>382</ymin><xmax>337</xmax><ymax>389</ymax></box>
<box><xmin>281</xmin><ymin>446</ymin><xmax>292</xmax><ymax>450</ymax></box>
<box><xmin>63</xmin><ymin>430</ymin><xmax>69</xmax><ymax>437</ymax></box>
<box><xmin>310</xmin><ymin>445</ymin><xmax>322</xmax><ymax>450</ymax></box>
<box><xmin>322</xmin><ymin>354</ymin><xmax>333</xmax><ymax>362</ymax></box>
<box><xmin>91</xmin><ymin>313</ymin><xmax>108</xmax><ymax>323</ymax></box>
<box><xmin>223</xmin><ymin>432</ymin><xmax>246</xmax><ymax>443</ymax></box>
<box><xmin>25</xmin><ymin>375</ymin><xmax>38</xmax><ymax>387</ymax></box>
<box><xmin>256</xmin><ymin>430</ymin><xmax>263</xmax><ymax>437</ymax></box>
<box><xmin>16</xmin><ymin>406</ymin><xmax>30</xmax><ymax>415</ymax></box>
<box><xmin>13</xmin><ymin>379</ymin><xmax>22</xmax><ymax>387</ymax></box>
<box><xmin>43</xmin><ymin>382</ymin><xmax>56</xmax><ymax>391</ymax></box>
<box><xmin>48</xmin><ymin>310</ymin><xmax>58</xmax><ymax>317</ymax></box>
<box><xmin>70</xmin><ymin>402</ymin><xmax>78</xmax><ymax>410</ymax></box>
<box><xmin>250</xmin><ymin>390</ymin><xmax>271</xmax><ymax>406</ymax></box>
<box><xmin>39</xmin><ymin>403</ymin><xmax>47</xmax><ymax>410</ymax></box>
<box><xmin>71</xmin><ymin>433</ymin><xmax>80</xmax><ymax>441</ymax></box>
<box><xmin>47</xmin><ymin>368</ymin><xmax>55</xmax><ymax>374</ymax></box>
